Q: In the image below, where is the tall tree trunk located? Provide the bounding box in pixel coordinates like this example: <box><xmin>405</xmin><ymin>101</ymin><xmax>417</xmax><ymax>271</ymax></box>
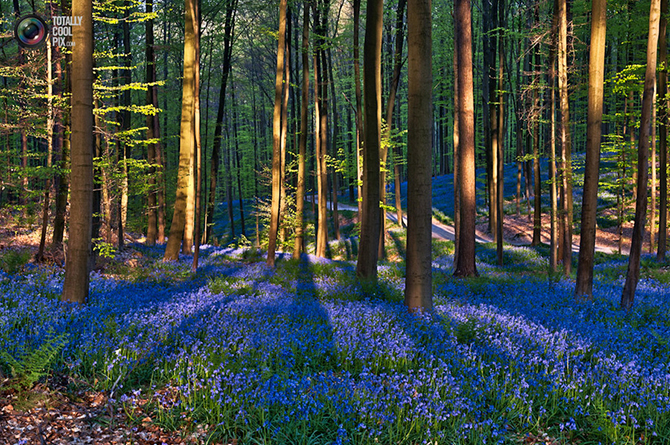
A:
<box><xmin>453</xmin><ymin>46</ymin><xmax>460</xmax><ymax>268</ymax></box>
<box><xmin>37</xmin><ymin>38</ymin><xmax>55</xmax><ymax>263</ymax></box>
<box><xmin>204</xmin><ymin>2</ymin><xmax>235</xmax><ymax>243</ymax></box>
<box><xmin>355</xmin><ymin>0</ymin><xmax>383</xmax><ymax>280</ymax></box>
<box><xmin>557</xmin><ymin>0</ymin><xmax>573</xmax><ymax>275</ymax></box>
<box><xmin>62</xmin><ymin>0</ymin><xmax>93</xmax><ymax>304</ymax></box>
<box><xmin>404</xmin><ymin>0</ymin><xmax>432</xmax><ymax>312</ymax></box>
<box><xmin>575</xmin><ymin>0</ymin><xmax>606</xmax><ymax>298</ymax></box>
<box><xmin>622</xmin><ymin>0</ymin><xmax>661</xmax><ymax>310</ymax></box>
<box><xmin>650</xmin><ymin>88</ymin><xmax>657</xmax><ymax>253</ymax></box>
<box><xmin>266</xmin><ymin>0</ymin><xmax>288</xmax><ymax>267</ymax></box>
<box><xmin>353</xmin><ymin>0</ymin><xmax>363</xmax><ymax>216</ymax></box>
<box><xmin>531</xmin><ymin>4</ymin><xmax>542</xmax><ymax>246</ymax></box>
<box><xmin>232</xmin><ymin>82</ymin><xmax>246</xmax><ymax>237</ymax></box>
<box><xmin>118</xmin><ymin>0</ymin><xmax>132</xmax><ymax>249</ymax></box>
<box><xmin>382</xmin><ymin>0</ymin><xmax>406</xmax><ymax>251</ymax></box>
<box><xmin>293</xmin><ymin>2</ymin><xmax>310</xmax><ymax>259</ymax></box>
<box><xmin>313</xmin><ymin>1</ymin><xmax>330</xmax><ymax>258</ymax></box>
<box><xmin>146</xmin><ymin>0</ymin><xmax>158</xmax><ymax>246</ymax></box>
<box><xmin>327</xmin><ymin>45</ymin><xmax>341</xmax><ymax>241</ymax></box>
<box><xmin>496</xmin><ymin>1</ymin><xmax>505</xmax><ymax>266</ymax></box>
<box><xmin>164</xmin><ymin>0</ymin><xmax>199</xmax><ymax>261</ymax></box>
<box><xmin>549</xmin><ymin>9</ymin><xmax>559</xmax><ymax>273</ymax></box>
<box><xmin>454</xmin><ymin>0</ymin><xmax>478</xmax><ymax>278</ymax></box>
<box><xmin>658</xmin><ymin>0</ymin><xmax>668</xmax><ymax>261</ymax></box>
<box><xmin>192</xmin><ymin>0</ymin><xmax>202</xmax><ymax>271</ymax></box>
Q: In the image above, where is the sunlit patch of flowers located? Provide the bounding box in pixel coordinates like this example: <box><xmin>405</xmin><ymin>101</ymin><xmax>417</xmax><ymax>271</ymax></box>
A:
<box><xmin>0</xmin><ymin>244</ymin><xmax>669</xmax><ymax>444</ymax></box>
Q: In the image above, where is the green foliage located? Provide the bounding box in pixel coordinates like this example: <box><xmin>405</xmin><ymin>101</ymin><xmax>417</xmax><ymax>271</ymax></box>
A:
<box><xmin>0</xmin><ymin>249</ymin><xmax>32</xmax><ymax>275</ymax></box>
<box><xmin>0</xmin><ymin>331</ymin><xmax>68</xmax><ymax>390</ymax></box>
<box><xmin>454</xmin><ymin>318</ymin><xmax>478</xmax><ymax>344</ymax></box>
<box><xmin>93</xmin><ymin>237</ymin><xmax>117</xmax><ymax>260</ymax></box>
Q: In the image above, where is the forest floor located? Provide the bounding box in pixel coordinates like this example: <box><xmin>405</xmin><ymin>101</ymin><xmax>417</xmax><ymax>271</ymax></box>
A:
<box><xmin>0</xmin><ymin>201</ymin><xmax>659</xmax><ymax>444</ymax></box>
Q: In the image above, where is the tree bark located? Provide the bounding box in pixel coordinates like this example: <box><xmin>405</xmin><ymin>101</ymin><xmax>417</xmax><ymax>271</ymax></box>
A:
<box><xmin>658</xmin><ymin>0</ymin><xmax>668</xmax><ymax>261</ymax></box>
<box><xmin>622</xmin><ymin>0</ymin><xmax>661</xmax><ymax>310</ymax></box>
<box><xmin>164</xmin><ymin>0</ymin><xmax>199</xmax><ymax>261</ymax></box>
<box><xmin>557</xmin><ymin>0</ymin><xmax>573</xmax><ymax>275</ymax></box>
<box><xmin>453</xmin><ymin>0</ymin><xmax>478</xmax><ymax>278</ymax></box>
<box><xmin>575</xmin><ymin>0</ymin><xmax>606</xmax><ymax>298</ymax></box>
<box><xmin>266</xmin><ymin>0</ymin><xmax>288</xmax><ymax>267</ymax></box>
<box><xmin>355</xmin><ymin>0</ymin><xmax>383</xmax><ymax>280</ymax></box>
<box><xmin>404</xmin><ymin>0</ymin><xmax>433</xmax><ymax>312</ymax></box>
<box><xmin>293</xmin><ymin>2</ymin><xmax>310</xmax><ymax>259</ymax></box>
<box><xmin>62</xmin><ymin>0</ymin><xmax>93</xmax><ymax>304</ymax></box>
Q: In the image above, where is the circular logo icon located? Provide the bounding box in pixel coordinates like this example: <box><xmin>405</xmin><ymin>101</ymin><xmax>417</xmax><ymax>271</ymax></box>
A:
<box><xmin>14</xmin><ymin>14</ymin><xmax>48</xmax><ymax>48</ymax></box>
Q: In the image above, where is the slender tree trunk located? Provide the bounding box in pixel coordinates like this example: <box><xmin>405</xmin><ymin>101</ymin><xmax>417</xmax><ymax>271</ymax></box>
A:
<box><xmin>293</xmin><ymin>2</ymin><xmax>309</xmax><ymax>259</ymax></box>
<box><xmin>146</xmin><ymin>0</ymin><xmax>158</xmax><ymax>246</ymax></box>
<box><xmin>531</xmin><ymin>4</ymin><xmax>542</xmax><ymax>246</ymax></box>
<box><xmin>327</xmin><ymin>46</ymin><xmax>341</xmax><ymax>241</ymax></box>
<box><xmin>558</xmin><ymin>0</ymin><xmax>573</xmax><ymax>275</ymax></box>
<box><xmin>267</xmin><ymin>0</ymin><xmax>288</xmax><ymax>267</ymax></box>
<box><xmin>382</xmin><ymin>0</ymin><xmax>406</xmax><ymax>250</ymax></box>
<box><xmin>453</xmin><ymin>46</ymin><xmax>460</xmax><ymax>268</ymax></box>
<box><xmin>575</xmin><ymin>0</ymin><xmax>606</xmax><ymax>298</ymax></box>
<box><xmin>404</xmin><ymin>0</ymin><xmax>433</xmax><ymax>312</ymax></box>
<box><xmin>549</xmin><ymin>9</ymin><xmax>559</xmax><ymax>273</ymax></box>
<box><xmin>356</xmin><ymin>0</ymin><xmax>383</xmax><ymax>280</ymax></box>
<box><xmin>496</xmin><ymin>3</ymin><xmax>505</xmax><ymax>266</ymax></box>
<box><xmin>232</xmin><ymin>82</ymin><xmax>246</xmax><ymax>237</ymax></box>
<box><xmin>164</xmin><ymin>0</ymin><xmax>199</xmax><ymax>260</ymax></box>
<box><xmin>650</xmin><ymin>88</ymin><xmax>657</xmax><ymax>253</ymax></box>
<box><xmin>62</xmin><ymin>0</ymin><xmax>93</xmax><ymax>304</ymax></box>
<box><xmin>658</xmin><ymin>0</ymin><xmax>668</xmax><ymax>261</ymax></box>
<box><xmin>353</xmin><ymin>0</ymin><xmax>363</xmax><ymax>216</ymax></box>
<box><xmin>37</xmin><ymin>38</ymin><xmax>55</xmax><ymax>263</ymax></box>
<box><xmin>454</xmin><ymin>0</ymin><xmax>478</xmax><ymax>278</ymax></box>
<box><xmin>192</xmin><ymin>0</ymin><xmax>202</xmax><ymax>271</ymax></box>
<box><xmin>622</xmin><ymin>0</ymin><xmax>661</xmax><ymax>310</ymax></box>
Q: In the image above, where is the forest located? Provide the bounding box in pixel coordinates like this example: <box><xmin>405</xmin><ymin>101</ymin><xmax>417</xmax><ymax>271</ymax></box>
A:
<box><xmin>1</xmin><ymin>0</ymin><xmax>670</xmax><ymax>443</ymax></box>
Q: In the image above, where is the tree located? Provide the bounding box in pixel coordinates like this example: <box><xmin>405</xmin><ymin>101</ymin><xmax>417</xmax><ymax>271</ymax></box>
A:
<box><xmin>557</xmin><ymin>0</ymin><xmax>573</xmax><ymax>275</ymax></box>
<box><xmin>293</xmin><ymin>1</ymin><xmax>310</xmax><ymax>259</ymax></box>
<box><xmin>164</xmin><ymin>0</ymin><xmax>199</xmax><ymax>261</ymax></box>
<box><xmin>453</xmin><ymin>0</ymin><xmax>478</xmax><ymax>278</ymax></box>
<box><xmin>575</xmin><ymin>0</ymin><xmax>607</xmax><ymax>298</ymax></box>
<box><xmin>404</xmin><ymin>0</ymin><xmax>432</xmax><ymax>312</ymax></box>
<box><xmin>658</xmin><ymin>0</ymin><xmax>668</xmax><ymax>261</ymax></box>
<box><xmin>62</xmin><ymin>0</ymin><xmax>94</xmax><ymax>303</ymax></box>
<box><xmin>621</xmin><ymin>0</ymin><xmax>661</xmax><ymax>310</ymax></box>
<box><xmin>355</xmin><ymin>0</ymin><xmax>383</xmax><ymax>280</ymax></box>
<box><xmin>266</xmin><ymin>0</ymin><xmax>288</xmax><ymax>267</ymax></box>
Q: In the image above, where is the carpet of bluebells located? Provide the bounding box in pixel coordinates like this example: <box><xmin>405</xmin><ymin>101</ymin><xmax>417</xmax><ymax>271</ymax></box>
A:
<box><xmin>1</xmin><ymin>241</ymin><xmax>670</xmax><ymax>444</ymax></box>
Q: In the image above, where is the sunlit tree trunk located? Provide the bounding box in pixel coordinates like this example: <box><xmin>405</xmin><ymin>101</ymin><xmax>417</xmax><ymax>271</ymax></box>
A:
<box><xmin>658</xmin><ymin>0</ymin><xmax>668</xmax><ymax>261</ymax></box>
<box><xmin>622</xmin><ymin>0</ymin><xmax>661</xmax><ymax>310</ymax></box>
<box><xmin>356</xmin><ymin>0</ymin><xmax>383</xmax><ymax>280</ymax></box>
<box><xmin>557</xmin><ymin>0</ymin><xmax>573</xmax><ymax>275</ymax></box>
<box><xmin>496</xmin><ymin>1</ymin><xmax>505</xmax><ymax>266</ymax></box>
<box><xmin>575</xmin><ymin>0</ymin><xmax>606</xmax><ymax>298</ymax></box>
<box><xmin>267</xmin><ymin>0</ymin><xmax>287</xmax><ymax>267</ymax></box>
<box><xmin>453</xmin><ymin>47</ymin><xmax>460</xmax><ymax>268</ymax></box>
<box><xmin>454</xmin><ymin>0</ymin><xmax>478</xmax><ymax>278</ymax></box>
<box><xmin>164</xmin><ymin>0</ymin><xmax>198</xmax><ymax>261</ymax></box>
<box><xmin>404</xmin><ymin>0</ymin><xmax>432</xmax><ymax>312</ymax></box>
<box><xmin>62</xmin><ymin>0</ymin><xmax>93</xmax><ymax>304</ymax></box>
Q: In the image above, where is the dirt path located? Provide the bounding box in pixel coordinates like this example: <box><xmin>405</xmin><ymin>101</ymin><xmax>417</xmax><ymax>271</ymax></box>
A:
<box><xmin>333</xmin><ymin>199</ymin><xmax>628</xmax><ymax>255</ymax></box>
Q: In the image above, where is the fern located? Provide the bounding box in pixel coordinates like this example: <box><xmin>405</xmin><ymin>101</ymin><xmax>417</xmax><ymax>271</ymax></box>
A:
<box><xmin>0</xmin><ymin>330</ymin><xmax>68</xmax><ymax>390</ymax></box>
